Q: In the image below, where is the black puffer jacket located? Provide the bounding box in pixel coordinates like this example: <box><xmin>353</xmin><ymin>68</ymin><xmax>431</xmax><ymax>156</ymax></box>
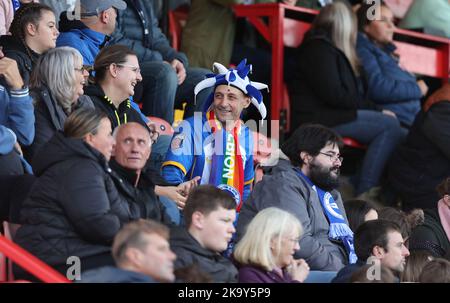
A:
<box><xmin>0</xmin><ymin>35</ymin><xmax>39</xmax><ymax>86</ymax></box>
<box><xmin>15</xmin><ymin>132</ymin><xmax>141</xmax><ymax>267</ymax></box>
<box><xmin>170</xmin><ymin>227</ymin><xmax>238</xmax><ymax>283</ymax></box>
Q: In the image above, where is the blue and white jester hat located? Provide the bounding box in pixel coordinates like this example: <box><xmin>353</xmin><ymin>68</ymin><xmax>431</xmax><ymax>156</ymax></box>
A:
<box><xmin>194</xmin><ymin>59</ymin><xmax>269</xmax><ymax>119</ymax></box>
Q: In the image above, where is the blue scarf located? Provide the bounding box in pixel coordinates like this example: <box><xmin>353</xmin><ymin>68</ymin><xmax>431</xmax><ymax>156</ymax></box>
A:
<box><xmin>295</xmin><ymin>168</ymin><xmax>357</xmax><ymax>264</ymax></box>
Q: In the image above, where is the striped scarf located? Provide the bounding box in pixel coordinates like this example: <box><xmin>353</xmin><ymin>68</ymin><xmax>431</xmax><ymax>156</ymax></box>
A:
<box><xmin>206</xmin><ymin>110</ymin><xmax>245</xmax><ymax>212</ymax></box>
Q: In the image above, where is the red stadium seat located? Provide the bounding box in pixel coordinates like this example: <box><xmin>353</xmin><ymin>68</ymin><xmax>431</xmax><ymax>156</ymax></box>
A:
<box><xmin>147</xmin><ymin>116</ymin><xmax>174</xmax><ymax>136</ymax></box>
<box><xmin>168</xmin><ymin>5</ymin><xmax>190</xmax><ymax>51</ymax></box>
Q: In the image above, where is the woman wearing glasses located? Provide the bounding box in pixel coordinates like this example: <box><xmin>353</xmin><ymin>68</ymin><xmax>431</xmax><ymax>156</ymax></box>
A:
<box><xmin>234</xmin><ymin>207</ymin><xmax>310</xmax><ymax>283</ymax></box>
<box><xmin>25</xmin><ymin>46</ymin><xmax>94</xmax><ymax>162</ymax></box>
<box><xmin>84</xmin><ymin>44</ymin><xmax>148</xmax><ymax>131</ymax></box>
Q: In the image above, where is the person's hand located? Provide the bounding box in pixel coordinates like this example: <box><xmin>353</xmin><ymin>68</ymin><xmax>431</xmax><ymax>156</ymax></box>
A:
<box><xmin>155</xmin><ymin>185</ymin><xmax>188</xmax><ymax>209</ymax></box>
<box><xmin>282</xmin><ymin>0</ymin><xmax>298</xmax><ymax>6</ymax></box>
<box><xmin>14</xmin><ymin>142</ymin><xmax>23</xmax><ymax>156</ymax></box>
<box><xmin>382</xmin><ymin>109</ymin><xmax>397</xmax><ymax>118</ymax></box>
<box><xmin>288</xmin><ymin>259</ymin><xmax>310</xmax><ymax>282</ymax></box>
<box><xmin>170</xmin><ymin>59</ymin><xmax>186</xmax><ymax>85</ymax></box>
<box><xmin>146</xmin><ymin>120</ymin><xmax>160</xmax><ymax>143</ymax></box>
<box><xmin>0</xmin><ymin>56</ymin><xmax>24</xmax><ymax>90</ymax></box>
<box><xmin>417</xmin><ymin>80</ymin><xmax>428</xmax><ymax>96</ymax></box>
<box><xmin>177</xmin><ymin>176</ymin><xmax>200</xmax><ymax>197</ymax></box>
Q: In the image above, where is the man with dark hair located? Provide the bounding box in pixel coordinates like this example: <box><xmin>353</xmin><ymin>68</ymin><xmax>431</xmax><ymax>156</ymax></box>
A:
<box><xmin>169</xmin><ymin>185</ymin><xmax>238</xmax><ymax>282</ymax></box>
<box><xmin>332</xmin><ymin>219</ymin><xmax>410</xmax><ymax>283</ymax></box>
<box><xmin>237</xmin><ymin>124</ymin><xmax>354</xmax><ymax>271</ymax></box>
<box><xmin>80</xmin><ymin>219</ymin><xmax>177</xmax><ymax>283</ymax></box>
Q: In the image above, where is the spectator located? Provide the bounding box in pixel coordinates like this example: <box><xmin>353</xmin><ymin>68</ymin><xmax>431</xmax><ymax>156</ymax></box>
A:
<box><xmin>388</xmin><ymin>84</ymin><xmax>450</xmax><ymax>210</ymax></box>
<box><xmin>409</xmin><ymin>177</ymin><xmax>450</xmax><ymax>258</ymax></box>
<box><xmin>0</xmin><ymin>0</ymin><xmax>36</xmax><ymax>35</ymax></box>
<box><xmin>111</xmin><ymin>122</ymin><xmax>199</xmax><ymax>225</ymax></box>
<box><xmin>39</xmin><ymin>0</ymin><xmax>74</xmax><ymax>23</ymax></box>
<box><xmin>378</xmin><ymin>206</ymin><xmax>424</xmax><ymax>247</ymax></box>
<box><xmin>85</xmin><ymin>44</ymin><xmax>169</xmax><ymax>171</ymax></box>
<box><xmin>14</xmin><ymin>108</ymin><xmax>141</xmax><ymax>278</ymax></box>
<box><xmin>344</xmin><ymin>199</ymin><xmax>378</xmax><ymax>233</ymax></box>
<box><xmin>237</xmin><ymin>124</ymin><xmax>354</xmax><ymax>271</ymax></box>
<box><xmin>162</xmin><ymin>60</ymin><xmax>268</xmax><ymax>210</ymax></box>
<box><xmin>80</xmin><ymin>219</ymin><xmax>177</xmax><ymax>283</ymax></box>
<box><xmin>57</xmin><ymin>0</ymin><xmax>127</xmax><ymax>67</ymax></box>
<box><xmin>25</xmin><ymin>46</ymin><xmax>94</xmax><ymax>162</ymax></box>
<box><xmin>418</xmin><ymin>258</ymin><xmax>450</xmax><ymax>283</ymax></box>
<box><xmin>234</xmin><ymin>207</ymin><xmax>310</xmax><ymax>283</ymax></box>
<box><xmin>286</xmin><ymin>1</ymin><xmax>404</xmax><ymax>195</ymax></box>
<box><xmin>332</xmin><ymin>219</ymin><xmax>410</xmax><ymax>283</ymax></box>
<box><xmin>0</xmin><ymin>2</ymin><xmax>58</xmax><ymax>85</ymax></box>
<box><xmin>399</xmin><ymin>0</ymin><xmax>450</xmax><ymax>39</ymax></box>
<box><xmin>355</xmin><ymin>1</ymin><xmax>427</xmax><ymax>127</ymax></box>
<box><xmin>0</xmin><ymin>48</ymin><xmax>34</xmax><ymax>175</ymax></box>
<box><xmin>350</xmin><ymin>264</ymin><xmax>396</xmax><ymax>283</ymax></box>
<box><xmin>170</xmin><ymin>185</ymin><xmax>238</xmax><ymax>282</ymax></box>
<box><xmin>400</xmin><ymin>250</ymin><xmax>433</xmax><ymax>282</ymax></box>
<box><xmin>109</xmin><ymin>0</ymin><xmax>211</xmax><ymax>123</ymax></box>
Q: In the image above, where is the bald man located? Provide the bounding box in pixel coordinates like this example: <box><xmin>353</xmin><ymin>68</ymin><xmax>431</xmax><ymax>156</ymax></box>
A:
<box><xmin>110</xmin><ymin>122</ymin><xmax>198</xmax><ymax>224</ymax></box>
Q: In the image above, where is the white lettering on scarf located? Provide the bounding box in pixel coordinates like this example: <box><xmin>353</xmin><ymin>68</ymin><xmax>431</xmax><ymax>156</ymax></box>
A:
<box><xmin>223</xmin><ymin>133</ymin><xmax>235</xmax><ymax>179</ymax></box>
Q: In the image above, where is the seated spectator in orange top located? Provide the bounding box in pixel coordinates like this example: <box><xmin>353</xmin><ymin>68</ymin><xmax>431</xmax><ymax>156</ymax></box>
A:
<box><xmin>14</xmin><ymin>108</ymin><xmax>141</xmax><ymax>278</ymax></box>
<box><xmin>234</xmin><ymin>207</ymin><xmax>310</xmax><ymax>283</ymax></box>
<box><xmin>80</xmin><ymin>219</ymin><xmax>177</xmax><ymax>283</ymax></box>
<box><xmin>356</xmin><ymin>1</ymin><xmax>428</xmax><ymax>127</ymax></box>
<box><xmin>0</xmin><ymin>2</ymin><xmax>58</xmax><ymax>85</ymax></box>
<box><xmin>25</xmin><ymin>46</ymin><xmax>94</xmax><ymax>162</ymax></box>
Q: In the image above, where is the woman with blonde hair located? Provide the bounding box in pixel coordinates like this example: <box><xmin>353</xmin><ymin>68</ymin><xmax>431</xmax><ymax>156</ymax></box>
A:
<box><xmin>25</xmin><ymin>46</ymin><xmax>93</xmax><ymax>162</ymax></box>
<box><xmin>287</xmin><ymin>1</ymin><xmax>404</xmax><ymax>196</ymax></box>
<box><xmin>234</xmin><ymin>207</ymin><xmax>310</xmax><ymax>283</ymax></box>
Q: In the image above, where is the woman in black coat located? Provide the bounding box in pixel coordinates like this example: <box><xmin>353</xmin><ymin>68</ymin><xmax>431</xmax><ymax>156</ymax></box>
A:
<box><xmin>14</xmin><ymin>108</ymin><xmax>141</xmax><ymax>277</ymax></box>
<box><xmin>287</xmin><ymin>2</ymin><xmax>404</xmax><ymax>195</ymax></box>
<box><xmin>25</xmin><ymin>46</ymin><xmax>93</xmax><ymax>162</ymax></box>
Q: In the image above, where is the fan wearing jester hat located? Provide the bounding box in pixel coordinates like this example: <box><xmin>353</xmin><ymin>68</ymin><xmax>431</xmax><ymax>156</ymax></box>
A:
<box><xmin>162</xmin><ymin>59</ymin><xmax>268</xmax><ymax>212</ymax></box>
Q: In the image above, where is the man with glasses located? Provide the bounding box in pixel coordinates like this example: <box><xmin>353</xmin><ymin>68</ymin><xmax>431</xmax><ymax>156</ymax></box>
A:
<box><xmin>237</xmin><ymin>124</ymin><xmax>355</xmax><ymax>272</ymax></box>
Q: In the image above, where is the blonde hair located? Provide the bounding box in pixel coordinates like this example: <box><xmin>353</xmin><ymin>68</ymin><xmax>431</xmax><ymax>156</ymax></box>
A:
<box><xmin>233</xmin><ymin>207</ymin><xmax>303</xmax><ymax>271</ymax></box>
<box><xmin>312</xmin><ymin>1</ymin><xmax>360</xmax><ymax>75</ymax></box>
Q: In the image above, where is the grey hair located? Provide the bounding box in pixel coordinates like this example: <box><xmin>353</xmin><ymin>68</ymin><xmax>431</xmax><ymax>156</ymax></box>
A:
<box><xmin>30</xmin><ymin>46</ymin><xmax>83</xmax><ymax>114</ymax></box>
<box><xmin>233</xmin><ymin>207</ymin><xmax>303</xmax><ymax>271</ymax></box>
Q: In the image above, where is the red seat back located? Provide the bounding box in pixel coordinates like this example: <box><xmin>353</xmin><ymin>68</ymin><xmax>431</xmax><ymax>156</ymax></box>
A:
<box><xmin>168</xmin><ymin>5</ymin><xmax>190</xmax><ymax>51</ymax></box>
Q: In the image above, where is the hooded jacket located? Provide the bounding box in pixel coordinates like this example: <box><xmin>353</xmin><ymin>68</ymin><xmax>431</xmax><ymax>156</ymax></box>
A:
<box><xmin>56</xmin><ymin>13</ymin><xmax>108</xmax><ymax>66</ymax></box>
<box><xmin>15</xmin><ymin>131</ymin><xmax>141</xmax><ymax>267</ymax></box>
<box><xmin>170</xmin><ymin>227</ymin><xmax>238</xmax><ymax>283</ymax></box>
<box><xmin>0</xmin><ymin>35</ymin><xmax>39</xmax><ymax>86</ymax></box>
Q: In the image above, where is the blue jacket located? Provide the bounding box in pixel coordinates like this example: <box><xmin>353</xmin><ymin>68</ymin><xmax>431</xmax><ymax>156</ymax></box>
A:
<box><xmin>56</xmin><ymin>15</ymin><xmax>107</xmax><ymax>66</ymax></box>
<box><xmin>356</xmin><ymin>33</ymin><xmax>422</xmax><ymax>126</ymax></box>
<box><xmin>57</xmin><ymin>29</ymin><xmax>106</xmax><ymax>66</ymax></box>
<box><xmin>110</xmin><ymin>0</ymin><xmax>188</xmax><ymax>66</ymax></box>
<box><xmin>0</xmin><ymin>85</ymin><xmax>34</xmax><ymax>155</ymax></box>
